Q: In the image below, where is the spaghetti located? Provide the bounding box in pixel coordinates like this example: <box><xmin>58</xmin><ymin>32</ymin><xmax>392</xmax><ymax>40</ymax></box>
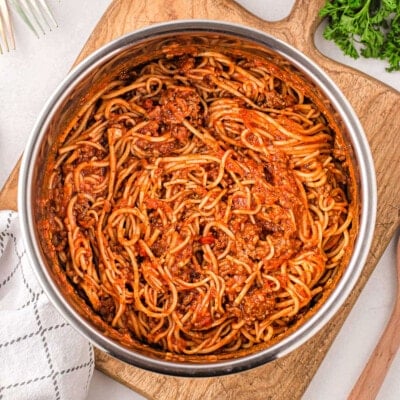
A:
<box><xmin>39</xmin><ymin>47</ymin><xmax>356</xmax><ymax>355</ymax></box>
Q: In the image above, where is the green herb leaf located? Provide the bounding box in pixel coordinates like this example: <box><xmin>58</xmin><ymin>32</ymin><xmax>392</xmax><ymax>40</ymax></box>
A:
<box><xmin>319</xmin><ymin>0</ymin><xmax>400</xmax><ymax>72</ymax></box>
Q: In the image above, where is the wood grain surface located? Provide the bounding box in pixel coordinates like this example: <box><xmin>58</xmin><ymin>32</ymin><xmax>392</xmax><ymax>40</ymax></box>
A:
<box><xmin>1</xmin><ymin>0</ymin><xmax>399</xmax><ymax>399</ymax></box>
<box><xmin>348</xmin><ymin>237</ymin><xmax>400</xmax><ymax>400</ymax></box>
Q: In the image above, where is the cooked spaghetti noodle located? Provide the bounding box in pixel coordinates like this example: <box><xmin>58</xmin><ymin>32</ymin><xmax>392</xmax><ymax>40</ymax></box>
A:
<box><xmin>39</xmin><ymin>47</ymin><xmax>356</xmax><ymax>355</ymax></box>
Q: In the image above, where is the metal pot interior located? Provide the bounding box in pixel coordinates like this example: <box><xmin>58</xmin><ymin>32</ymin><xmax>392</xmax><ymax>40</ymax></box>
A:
<box><xmin>19</xmin><ymin>21</ymin><xmax>376</xmax><ymax>376</ymax></box>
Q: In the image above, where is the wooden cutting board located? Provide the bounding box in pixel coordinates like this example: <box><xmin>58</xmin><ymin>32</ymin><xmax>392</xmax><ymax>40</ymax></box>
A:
<box><xmin>1</xmin><ymin>0</ymin><xmax>399</xmax><ymax>398</ymax></box>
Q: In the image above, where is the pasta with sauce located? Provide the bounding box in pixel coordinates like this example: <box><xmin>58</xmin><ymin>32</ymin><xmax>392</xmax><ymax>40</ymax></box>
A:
<box><xmin>39</xmin><ymin>45</ymin><xmax>356</xmax><ymax>356</ymax></box>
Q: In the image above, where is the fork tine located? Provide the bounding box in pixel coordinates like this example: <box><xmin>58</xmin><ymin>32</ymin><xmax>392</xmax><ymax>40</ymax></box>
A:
<box><xmin>0</xmin><ymin>0</ymin><xmax>15</xmax><ymax>52</ymax></box>
<box><xmin>10</xmin><ymin>0</ymin><xmax>40</xmax><ymax>37</ymax></box>
<box><xmin>35</xmin><ymin>0</ymin><xmax>57</xmax><ymax>29</ymax></box>
<box><xmin>11</xmin><ymin>0</ymin><xmax>57</xmax><ymax>38</ymax></box>
<box><xmin>21</xmin><ymin>0</ymin><xmax>45</xmax><ymax>35</ymax></box>
<box><xmin>0</xmin><ymin>2</ymin><xmax>4</xmax><ymax>53</ymax></box>
<box><xmin>1</xmin><ymin>0</ymin><xmax>57</xmax><ymax>52</ymax></box>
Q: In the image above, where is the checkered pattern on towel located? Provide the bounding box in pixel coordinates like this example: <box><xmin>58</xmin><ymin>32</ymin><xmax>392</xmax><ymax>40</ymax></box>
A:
<box><xmin>0</xmin><ymin>211</ymin><xmax>94</xmax><ymax>400</ymax></box>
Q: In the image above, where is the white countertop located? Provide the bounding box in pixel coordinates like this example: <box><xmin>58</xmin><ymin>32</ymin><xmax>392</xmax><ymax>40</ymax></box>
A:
<box><xmin>1</xmin><ymin>1</ymin><xmax>399</xmax><ymax>399</ymax></box>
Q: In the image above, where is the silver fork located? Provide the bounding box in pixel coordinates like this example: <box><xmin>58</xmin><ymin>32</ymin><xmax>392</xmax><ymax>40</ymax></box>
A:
<box><xmin>0</xmin><ymin>0</ymin><xmax>57</xmax><ymax>53</ymax></box>
<box><xmin>0</xmin><ymin>0</ymin><xmax>15</xmax><ymax>53</ymax></box>
<box><xmin>11</xmin><ymin>0</ymin><xmax>57</xmax><ymax>37</ymax></box>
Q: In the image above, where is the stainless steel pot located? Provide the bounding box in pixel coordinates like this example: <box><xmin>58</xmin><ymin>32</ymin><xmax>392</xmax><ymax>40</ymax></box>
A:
<box><xmin>18</xmin><ymin>20</ymin><xmax>377</xmax><ymax>377</ymax></box>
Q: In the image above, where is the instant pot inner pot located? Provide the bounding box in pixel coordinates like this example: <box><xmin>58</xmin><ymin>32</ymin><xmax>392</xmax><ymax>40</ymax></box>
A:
<box><xmin>23</xmin><ymin>26</ymin><xmax>367</xmax><ymax>377</ymax></box>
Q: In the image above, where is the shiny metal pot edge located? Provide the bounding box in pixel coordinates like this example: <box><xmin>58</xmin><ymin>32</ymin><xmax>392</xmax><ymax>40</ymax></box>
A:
<box><xmin>18</xmin><ymin>20</ymin><xmax>377</xmax><ymax>377</ymax></box>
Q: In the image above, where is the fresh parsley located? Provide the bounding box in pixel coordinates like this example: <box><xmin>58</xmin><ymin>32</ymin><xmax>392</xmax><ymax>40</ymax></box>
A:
<box><xmin>319</xmin><ymin>0</ymin><xmax>400</xmax><ymax>72</ymax></box>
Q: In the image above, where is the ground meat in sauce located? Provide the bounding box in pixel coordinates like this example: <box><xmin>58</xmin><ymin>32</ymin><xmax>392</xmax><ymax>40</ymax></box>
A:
<box><xmin>160</xmin><ymin>87</ymin><xmax>201</xmax><ymax>124</ymax></box>
<box><xmin>39</xmin><ymin>49</ymin><xmax>354</xmax><ymax>356</ymax></box>
<box><xmin>242</xmin><ymin>288</ymin><xmax>275</xmax><ymax>323</ymax></box>
<box><xmin>99</xmin><ymin>296</ymin><xmax>115</xmax><ymax>322</ymax></box>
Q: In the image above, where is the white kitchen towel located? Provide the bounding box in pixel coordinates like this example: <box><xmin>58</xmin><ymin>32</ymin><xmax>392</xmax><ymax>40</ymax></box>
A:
<box><xmin>0</xmin><ymin>210</ymin><xmax>94</xmax><ymax>400</ymax></box>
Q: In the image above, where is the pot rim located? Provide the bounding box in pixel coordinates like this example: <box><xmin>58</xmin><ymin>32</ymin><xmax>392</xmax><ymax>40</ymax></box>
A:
<box><xmin>18</xmin><ymin>19</ymin><xmax>377</xmax><ymax>377</ymax></box>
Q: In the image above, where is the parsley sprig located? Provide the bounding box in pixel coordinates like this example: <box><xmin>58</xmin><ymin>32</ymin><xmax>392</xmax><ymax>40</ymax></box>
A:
<box><xmin>319</xmin><ymin>0</ymin><xmax>400</xmax><ymax>72</ymax></box>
